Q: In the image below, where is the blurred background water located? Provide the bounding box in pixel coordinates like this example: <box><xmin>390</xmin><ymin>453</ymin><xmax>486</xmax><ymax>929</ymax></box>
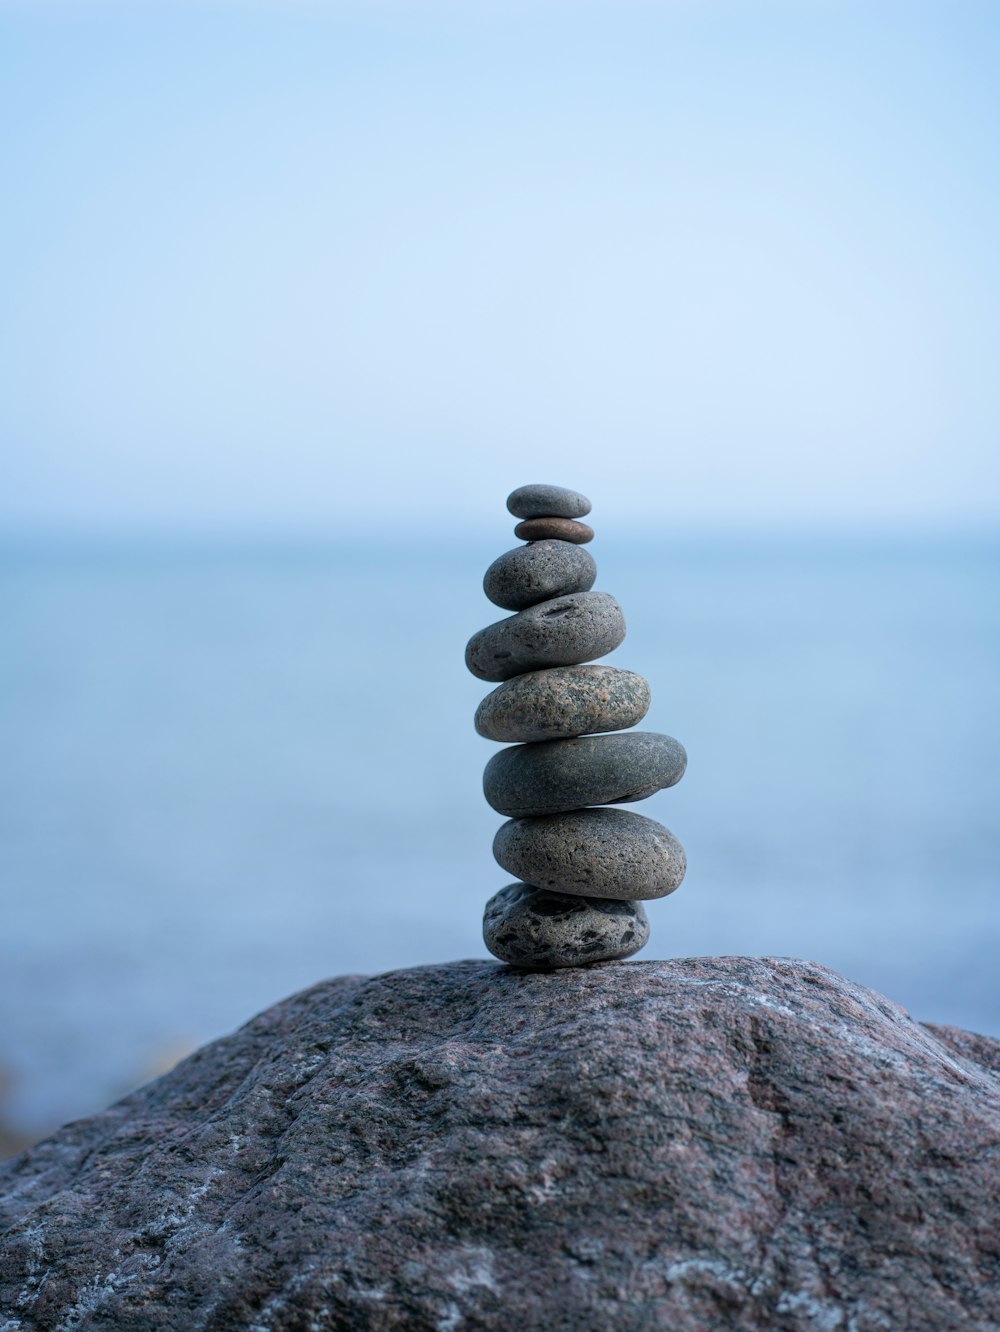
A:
<box><xmin>1</xmin><ymin>530</ymin><xmax>997</xmax><ymax>1149</ymax></box>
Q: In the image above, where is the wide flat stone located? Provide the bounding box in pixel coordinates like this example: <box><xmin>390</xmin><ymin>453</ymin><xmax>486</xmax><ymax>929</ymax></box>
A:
<box><xmin>506</xmin><ymin>483</ymin><xmax>592</xmax><ymax>520</ymax></box>
<box><xmin>482</xmin><ymin>883</ymin><xmax>649</xmax><ymax>968</ymax></box>
<box><xmin>483</xmin><ymin>732</ymin><xmax>687</xmax><ymax>817</ymax></box>
<box><xmin>475</xmin><ymin>664</ymin><xmax>651</xmax><ymax>743</ymax></box>
<box><xmin>466</xmin><ymin>591</ymin><xmax>626</xmax><ymax>683</ymax></box>
<box><xmin>514</xmin><ymin>517</ymin><xmax>594</xmax><ymax>544</ymax></box>
<box><xmin>483</xmin><ymin>541</ymin><xmax>597</xmax><ymax>612</ymax></box>
<box><xmin>493</xmin><ymin>807</ymin><xmax>686</xmax><ymax>899</ymax></box>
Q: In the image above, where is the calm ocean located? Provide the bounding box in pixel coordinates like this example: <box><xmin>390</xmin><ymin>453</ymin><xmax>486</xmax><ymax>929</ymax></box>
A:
<box><xmin>1</xmin><ymin>532</ymin><xmax>998</xmax><ymax>1144</ymax></box>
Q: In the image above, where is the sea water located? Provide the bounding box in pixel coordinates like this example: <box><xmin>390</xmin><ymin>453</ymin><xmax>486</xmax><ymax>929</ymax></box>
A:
<box><xmin>1</xmin><ymin>532</ymin><xmax>998</xmax><ymax>1143</ymax></box>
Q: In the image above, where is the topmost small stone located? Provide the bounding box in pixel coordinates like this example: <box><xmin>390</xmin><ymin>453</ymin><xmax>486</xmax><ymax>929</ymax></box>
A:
<box><xmin>506</xmin><ymin>484</ymin><xmax>592</xmax><ymax>521</ymax></box>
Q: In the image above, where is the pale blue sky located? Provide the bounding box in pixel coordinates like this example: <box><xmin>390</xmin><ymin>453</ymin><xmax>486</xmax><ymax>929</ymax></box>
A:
<box><xmin>2</xmin><ymin>1</ymin><xmax>998</xmax><ymax>532</ymax></box>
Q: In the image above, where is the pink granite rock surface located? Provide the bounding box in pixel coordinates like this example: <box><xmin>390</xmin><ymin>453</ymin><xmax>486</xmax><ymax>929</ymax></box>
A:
<box><xmin>1</xmin><ymin>957</ymin><xmax>998</xmax><ymax>1330</ymax></box>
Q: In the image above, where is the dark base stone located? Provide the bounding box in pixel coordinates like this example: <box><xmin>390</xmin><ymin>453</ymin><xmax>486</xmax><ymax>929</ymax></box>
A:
<box><xmin>482</xmin><ymin>882</ymin><xmax>649</xmax><ymax>967</ymax></box>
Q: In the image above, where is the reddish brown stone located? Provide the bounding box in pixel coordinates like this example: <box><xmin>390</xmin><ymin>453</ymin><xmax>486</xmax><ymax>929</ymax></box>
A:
<box><xmin>515</xmin><ymin>516</ymin><xmax>595</xmax><ymax>543</ymax></box>
<box><xmin>1</xmin><ymin>957</ymin><xmax>998</xmax><ymax>1330</ymax></box>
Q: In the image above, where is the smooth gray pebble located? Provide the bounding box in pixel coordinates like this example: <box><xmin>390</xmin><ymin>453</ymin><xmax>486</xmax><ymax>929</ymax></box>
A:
<box><xmin>493</xmin><ymin>807</ymin><xmax>686</xmax><ymax>900</ymax></box>
<box><xmin>483</xmin><ymin>731</ymin><xmax>687</xmax><ymax>817</ymax></box>
<box><xmin>483</xmin><ymin>541</ymin><xmax>597</xmax><ymax>612</ymax></box>
<box><xmin>466</xmin><ymin>591</ymin><xmax>625</xmax><ymax>683</ymax></box>
<box><xmin>475</xmin><ymin>664</ymin><xmax>650</xmax><ymax>743</ymax></box>
<box><xmin>506</xmin><ymin>484</ymin><xmax>592</xmax><ymax>520</ymax></box>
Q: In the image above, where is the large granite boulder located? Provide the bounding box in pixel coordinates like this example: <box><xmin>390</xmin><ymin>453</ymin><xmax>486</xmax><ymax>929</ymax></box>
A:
<box><xmin>1</xmin><ymin>957</ymin><xmax>998</xmax><ymax>1330</ymax></box>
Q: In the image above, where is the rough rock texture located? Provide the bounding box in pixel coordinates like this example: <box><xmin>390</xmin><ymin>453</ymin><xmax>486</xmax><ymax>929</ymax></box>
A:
<box><xmin>506</xmin><ymin>483</ymin><xmax>592</xmax><ymax>519</ymax></box>
<box><xmin>494</xmin><ymin>807</ymin><xmax>687</xmax><ymax>898</ymax></box>
<box><xmin>482</xmin><ymin>883</ymin><xmax>649</xmax><ymax>967</ymax></box>
<box><xmin>513</xmin><ymin>517</ymin><xmax>594</xmax><ymax>544</ymax></box>
<box><xmin>483</xmin><ymin>731</ymin><xmax>688</xmax><ymax>817</ymax></box>
<box><xmin>2</xmin><ymin>958</ymin><xmax>998</xmax><ymax>1331</ymax></box>
<box><xmin>475</xmin><ymin>664</ymin><xmax>651</xmax><ymax>742</ymax></box>
<box><xmin>465</xmin><ymin>591</ymin><xmax>626</xmax><ymax>683</ymax></box>
<box><xmin>482</xmin><ymin>541</ymin><xmax>597</xmax><ymax>612</ymax></box>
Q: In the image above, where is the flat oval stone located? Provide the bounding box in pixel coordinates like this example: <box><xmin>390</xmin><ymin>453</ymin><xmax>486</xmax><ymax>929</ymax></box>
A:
<box><xmin>483</xmin><ymin>731</ymin><xmax>687</xmax><ymax>818</ymax></box>
<box><xmin>507</xmin><ymin>484</ymin><xmax>592</xmax><ymax>520</ymax></box>
<box><xmin>515</xmin><ymin>517</ymin><xmax>594</xmax><ymax>544</ymax></box>
<box><xmin>482</xmin><ymin>882</ymin><xmax>649</xmax><ymax>968</ymax></box>
<box><xmin>483</xmin><ymin>541</ymin><xmax>597</xmax><ymax>612</ymax></box>
<box><xmin>493</xmin><ymin>807</ymin><xmax>686</xmax><ymax>900</ymax></box>
<box><xmin>475</xmin><ymin>665</ymin><xmax>651</xmax><ymax>742</ymax></box>
<box><xmin>465</xmin><ymin>591</ymin><xmax>625</xmax><ymax>683</ymax></box>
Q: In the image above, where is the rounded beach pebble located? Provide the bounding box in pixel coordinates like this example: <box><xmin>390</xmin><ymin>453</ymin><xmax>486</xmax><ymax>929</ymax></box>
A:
<box><xmin>493</xmin><ymin>807</ymin><xmax>686</xmax><ymax>899</ymax></box>
<box><xmin>483</xmin><ymin>731</ymin><xmax>687</xmax><ymax>818</ymax></box>
<box><xmin>465</xmin><ymin>591</ymin><xmax>625</xmax><ymax>683</ymax></box>
<box><xmin>507</xmin><ymin>484</ymin><xmax>592</xmax><ymax>520</ymax></box>
<box><xmin>483</xmin><ymin>540</ymin><xmax>597</xmax><ymax>612</ymax></box>
<box><xmin>482</xmin><ymin>882</ymin><xmax>649</xmax><ymax>968</ymax></box>
<box><xmin>514</xmin><ymin>517</ymin><xmax>594</xmax><ymax>544</ymax></box>
<box><xmin>475</xmin><ymin>664</ymin><xmax>651</xmax><ymax>743</ymax></box>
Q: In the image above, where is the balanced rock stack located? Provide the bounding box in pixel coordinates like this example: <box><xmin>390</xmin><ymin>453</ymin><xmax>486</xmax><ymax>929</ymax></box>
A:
<box><xmin>466</xmin><ymin>483</ymin><xmax>688</xmax><ymax>969</ymax></box>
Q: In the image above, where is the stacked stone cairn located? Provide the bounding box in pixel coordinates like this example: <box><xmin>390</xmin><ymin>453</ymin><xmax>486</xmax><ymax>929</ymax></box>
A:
<box><xmin>466</xmin><ymin>483</ymin><xmax>688</xmax><ymax>969</ymax></box>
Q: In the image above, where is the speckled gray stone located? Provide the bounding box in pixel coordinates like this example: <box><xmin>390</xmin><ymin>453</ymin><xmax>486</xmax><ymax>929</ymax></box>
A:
<box><xmin>506</xmin><ymin>483</ymin><xmax>592</xmax><ymax>520</ymax></box>
<box><xmin>483</xmin><ymin>541</ymin><xmax>597</xmax><ymax>612</ymax></box>
<box><xmin>493</xmin><ymin>807</ymin><xmax>686</xmax><ymax>900</ymax></box>
<box><xmin>514</xmin><ymin>517</ymin><xmax>594</xmax><ymax>544</ymax></box>
<box><xmin>482</xmin><ymin>883</ymin><xmax>649</xmax><ymax>968</ymax></box>
<box><xmin>483</xmin><ymin>731</ymin><xmax>687</xmax><ymax>818</ymax></box>
<box><xmin>465</xmin><ymin>591</ymin><xmax>626</xmax><ymax>683</ymax></box>
<box><xmin>475</xmin><ymin>664</ymin><xmax>651</xmax><ymax>743</ymax></box>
